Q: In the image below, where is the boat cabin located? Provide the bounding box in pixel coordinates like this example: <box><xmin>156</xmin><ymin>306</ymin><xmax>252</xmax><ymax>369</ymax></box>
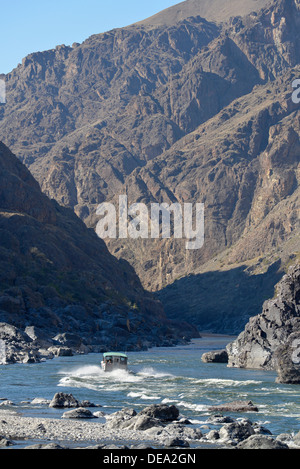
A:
<box><xmin>101</xmin><ymin>352</ymin><xmax>128</xmax><ymax>372</ymax></box>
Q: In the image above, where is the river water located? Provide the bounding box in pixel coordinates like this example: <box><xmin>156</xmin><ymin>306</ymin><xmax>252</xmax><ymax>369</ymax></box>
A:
<box><xmin>1</xmin><ymin>336</ymin><xmax>300</xmax><ymax>444</ymax></box>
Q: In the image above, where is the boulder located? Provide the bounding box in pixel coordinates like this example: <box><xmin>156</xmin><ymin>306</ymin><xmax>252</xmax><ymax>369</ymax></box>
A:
<box><xmin>237</xmin><ymin>435</ymin><xmax>289</xmax><ymax>449</ymax></box>
<box><xmin>206</xmin><ymin>430</ymin><xmax>220</xmax><ymax>441</ymax></box>
<box><xmin>47</xmin><ymin>346</ymin><xmax>73</xmax><ymax>357</ymax></box>
<box><xmin>105</xmin><ymin>408</ymin><xmax>137</xmax><ymax>430</ymax></box>
<box><xmin>202</xmin><ymin>350</ymin><xmax>228</xmax><ymax>363</ymax></box>
<box><xmin>62</xmin><ymin>408</ymin><xmax>96</xmax><ymax>419</ymax></box>
<box><xmin>127</xmin><ymin>415</ymin><xmax>163</xmax><ymax>431</ymax></box>
<box><xmin>52</xmin><ymin>333</ymin><xmax>82</xmax><ymax>349</ymax></box>
<box><xmin>164</xmin><ymin>438</ymin><xmax>190</xmax><ymax>448</ymax></box>
<box><xmin>138</xmin><ymin>404</ymin><xmax>179</xmax><ymax>422</ymax></box>
<box><xmin>293</xmin><ymin>431</ymin><xmax>300</xmax><ymax>447</ymax></box>
<box><xmin>49</xmin><ymin>392</ymin><xmax>80</xmax><ymax>408</ymax></box>
<box><xmin>158</xmin><ymin>423</ymin><xmax>203</xmax><ymax>442</ymax></box>
<box><xmin>30</xmin><ymin>398</ymin><xmax>51</xmax><ymax>406</ymax></box>
<box><xmin>207</xmin><ymin>414</ymin><xmax>235</xmax><ymax>424</ymax></box>
<box><xmin>219</xmin><ymin>421</ymin><xmax>255</xmax><ymax>445</ymax></box>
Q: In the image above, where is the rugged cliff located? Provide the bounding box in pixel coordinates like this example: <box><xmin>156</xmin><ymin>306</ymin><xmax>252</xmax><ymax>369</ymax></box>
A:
<box><xmin>226</xmin><ymin>263</ymin><xmax>300</xmax><ymax>373</ymax></box>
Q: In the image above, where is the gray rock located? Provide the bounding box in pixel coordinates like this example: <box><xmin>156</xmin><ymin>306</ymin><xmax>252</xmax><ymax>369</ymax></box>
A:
<box><xmin>49</xmin><ymin>392</ymin><xmax>80</xmax><ymax>408</ymax></box>
<box><xmin>52</xmin><ymin>332</ymin><xmax>83</xmax><ymax>349</ymax></box>
<box><xmin>164</xmin><ymin>438</ymin><xmax>190</xmax><ymax>448</ymax></box>
<box><xmin>105</xmin><ymin>408</ymin><xmax>137</xmax><ymax>430</ymax></box>
<box><xmin>293</xmin><ymin>431</ymin><xmax>300</xmax><ymax>447</ymax></box>
<box><xmin>126</xmin><ymin>415</ymin><xmax>163</xmax><ymax>431</ymax></box>
<box><xmin>139</xmin><ymin>404</ymin><xmax>179</xmax><ymax>422</ymax></box>
<box><xmin>25</xmin><ymin>443</ymin><xmax>66</xmax><ymax>449</ymax></box>
<box><xmin>207</xmin><ymin>414</ymin><xmax>235</xmax><ymax>424</ymax></box>
<box><xmin>219</xmin><ymin>421</ymin><xmax>255</xmax><ymax>445</ymax></box>
<box><xmin>237</xmin><ymin>435</ymin><xmax>289</xmax><ymax>449</ymax></box>
<box><xmin>47</xmin><ymin>346</ymin><xmax>73</xmax><ymax>357</ymax></box>
<box><xmin>80</xmin><ymin>400</ymin><xmax>97</xmax><ymax>408</ymax></box>
<box><xmin>227</xmin><ymin>265</ymin><xmax>300</xmax><ymax>371</ymax></box>
<box><xmin>30</xmin><ymin>398</ymin><xmax>51</xmax><ymax>406</ymax></box>
<box><xmin>202</xmin><ymin>350</ymin><xmax>228</xmax><ymax>363</ymax></box>
<box><xmin>0</xmin><ymin>438</ymin><xmax>14</xmax><ymax>447</ymax></box>
<box><xmin>276</xmin><ymin>433</ymin><xmax>294</xmax><ymax>444</ymax></box>
<box><xmin>62</xmin><ymin>407</ymin><xmax>97</xmax><ymax>419</ymax></box>
<box><xmin>275</xmin><ymin>331</ymin><xmax>300</xmax><ymax>384</ymax></box>
<box><xmin>253</xmin><ymin>423</ymin><xmax>272</xmax><ymax>435</ymax></box>
<box><xmin>158</xmin><ymin>423</ymin><xmax>203</xmax><ymax>442</ymax></box>
<box><xmin>206</xmin><ymin>430</ymin><xmax>220</xmax><ymax>441</ymax></box>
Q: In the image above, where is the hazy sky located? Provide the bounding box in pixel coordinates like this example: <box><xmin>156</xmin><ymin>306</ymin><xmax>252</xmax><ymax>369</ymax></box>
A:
<box><xmin>0</xmin><ymin>0</ymin><xmax>181</xmax><ymax>74</ymax></box>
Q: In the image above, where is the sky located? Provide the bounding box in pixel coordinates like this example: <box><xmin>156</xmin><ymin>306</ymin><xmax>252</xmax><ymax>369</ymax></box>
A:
<box><xmin>0</xmin><ymin>0</ymin><xmax>181</xmax><ymax>74</ymax></box>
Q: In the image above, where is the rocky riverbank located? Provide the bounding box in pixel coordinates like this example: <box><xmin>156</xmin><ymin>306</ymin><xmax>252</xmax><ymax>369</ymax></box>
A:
<box><xmin>0</xmin><ymin>395</ymin><xmax>299</xmax><ymax>450</ymax></box>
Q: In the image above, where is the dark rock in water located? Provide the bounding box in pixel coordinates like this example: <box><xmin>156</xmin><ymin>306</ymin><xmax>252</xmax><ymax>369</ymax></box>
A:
<box><xmin>202</xmin><ymin>349</ymin><xmax>228</xmax><ymax>363</ymax></box>
<box><xmin>208</xmin><ymin>400</ymin><xmax>259</xmax><ymax>413</ymax></box>
<box><xmin>227</xmin><ymin>264</ymin><xmax>300</xmax><ymax>371</ymax></box>
<box><xmin>207</xmin><ymin>414</ymin><xmax>235</xmax><ymax>424</ymax></box>
<box><xmin>62</xmin><ymin>408</ymin><xmax>97</xmax><ymax>419</ymax></box>
<box><xmin>49</xmin><ymin>393</ymin><xmax>80</xmax><ymax>408</ymax></box>
<box><xmin>237</xmin><ymin>435</ymin><xmax>289</xmax><ymax>450</ymax></box>
<box><xmin>274</xmin><ymin>331</ymin><xmax>300</xmax><ymax>384</ymax></box>
<box><xmin>139</xmin><ymin>404</ymin><xmax>179</xmax><ymax>422</ymax></box>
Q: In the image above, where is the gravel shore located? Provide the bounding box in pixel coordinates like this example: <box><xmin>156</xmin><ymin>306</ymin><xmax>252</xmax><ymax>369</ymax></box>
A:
<box><xmin>0</xmin><ymin>411</ymin><xmax>152</xmax><ymax>449</ymax></box>
<box><xmin>1</xmin><ymin>397</ymin><xmax>299</xmax><ymax>450</ymax></box>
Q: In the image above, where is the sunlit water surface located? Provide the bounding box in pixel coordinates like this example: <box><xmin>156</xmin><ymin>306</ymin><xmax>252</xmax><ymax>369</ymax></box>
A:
<box><xmin>1</xmin><ymin>336</ymin><xmax>300</xmax><ymax>446</ymax></box>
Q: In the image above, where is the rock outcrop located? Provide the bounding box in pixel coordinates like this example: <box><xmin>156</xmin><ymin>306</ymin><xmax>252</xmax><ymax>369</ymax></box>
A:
<box><xmin>274</xmin><ymin>331</ymin><xmax>300</xmax><ymax>383</ymax></box>
<box><xmin>226</xmin><ymin>264</ymin><xmax>300</xmax><ymax>374</ymax></box>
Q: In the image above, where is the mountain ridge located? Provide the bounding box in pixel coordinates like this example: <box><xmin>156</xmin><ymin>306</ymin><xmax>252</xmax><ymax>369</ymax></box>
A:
<box><xmin>0</xmin><ymin>0</ymin><xmax>299</xmax><ymax>333</ymax></box>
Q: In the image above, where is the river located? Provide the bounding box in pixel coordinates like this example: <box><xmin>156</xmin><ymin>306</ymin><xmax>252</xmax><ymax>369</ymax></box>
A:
<box><xmin>1</xmin><ymin>335</ymin><xmax>300</xmax><ymax>443</ymax></box>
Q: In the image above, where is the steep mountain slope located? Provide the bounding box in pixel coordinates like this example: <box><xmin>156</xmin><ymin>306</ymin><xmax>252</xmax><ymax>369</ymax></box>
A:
<box><xmin>0</xmin><ymin>141</ymin><xmax>195</xmax><ymax>363</ymax></box>
<box><xmin>0</xmin><ymin>0</ymin><xmax>299</xmax><ymax>333</ymax></box>
<box><xmin>136</xmin><ymin>0</ymin><xmax>271</xmax><ymax>26</ymax></box>
<box><xmin>107</xmin><ymin>67</ymin><xmax>300</xmax><ymax>331</ymax></box>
